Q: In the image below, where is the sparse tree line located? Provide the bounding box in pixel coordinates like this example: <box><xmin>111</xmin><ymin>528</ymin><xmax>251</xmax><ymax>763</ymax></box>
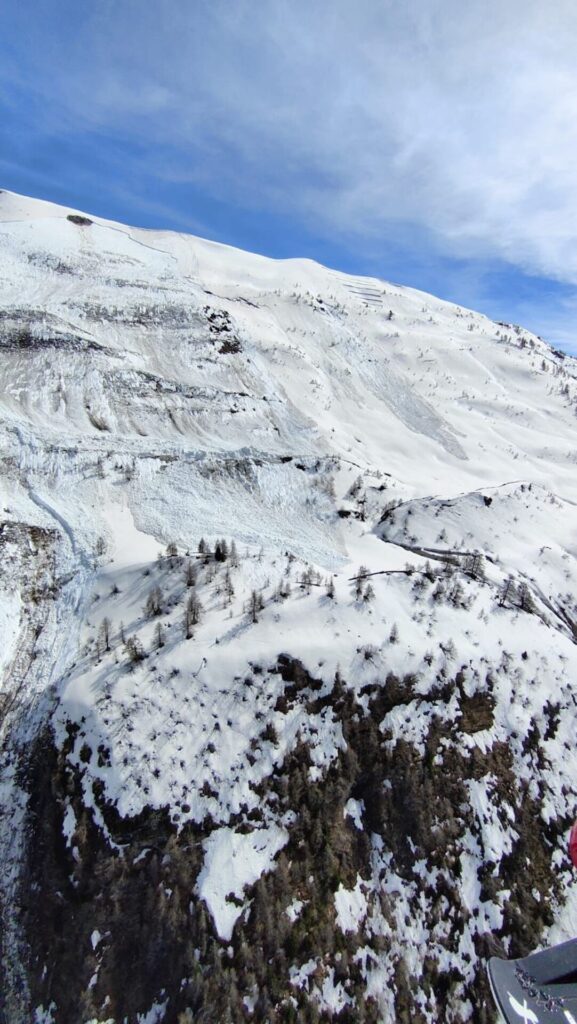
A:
<box><xmin>92</xmin><ymin>539</ymin><xmax>343</xmax><ymax>667</ymax></box>
<box><xmin>92</xmin><ymin>529</ymin><xmax>544</xmax><ymax>672</ymax></box>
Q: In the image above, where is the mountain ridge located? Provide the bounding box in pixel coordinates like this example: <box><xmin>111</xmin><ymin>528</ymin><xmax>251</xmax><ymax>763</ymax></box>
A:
<box><xmin>0</xmin><ymin>190</ymin><xmax>576</xmax><ymax>1024</ymax></box>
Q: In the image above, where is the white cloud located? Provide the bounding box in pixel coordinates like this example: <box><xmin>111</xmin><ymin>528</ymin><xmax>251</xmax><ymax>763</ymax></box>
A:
<box><xmin>5</xmin><ymin>0</ymin><xmax>577</xmax><ymax>289</ymax></box>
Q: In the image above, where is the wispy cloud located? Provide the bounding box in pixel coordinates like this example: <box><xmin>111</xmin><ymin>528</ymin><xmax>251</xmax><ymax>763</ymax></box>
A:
<box><xmin>1</xmin><ymin>0</ymin><xmax>577</xmax><ymax>347</ymax></box>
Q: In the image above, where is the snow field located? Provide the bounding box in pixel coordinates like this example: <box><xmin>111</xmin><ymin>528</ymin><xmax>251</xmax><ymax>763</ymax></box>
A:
<box><xmin>1</xmin><ymin>190</ymin><xmax>577</xmax><ymax>1021</ymax></box>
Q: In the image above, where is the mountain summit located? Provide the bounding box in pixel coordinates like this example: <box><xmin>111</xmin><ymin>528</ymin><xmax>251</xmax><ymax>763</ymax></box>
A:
<box><xmin>1</xmin><ymin>190</ymin><xmax>576</xmax><ymax>1024</ymax></box>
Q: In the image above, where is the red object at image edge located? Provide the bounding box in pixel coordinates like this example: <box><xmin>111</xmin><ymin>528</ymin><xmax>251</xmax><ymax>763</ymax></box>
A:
<box><xmin>570</xmin><ymin>821</ymin><xmax>577</xmax><ymax>869</ymax></box>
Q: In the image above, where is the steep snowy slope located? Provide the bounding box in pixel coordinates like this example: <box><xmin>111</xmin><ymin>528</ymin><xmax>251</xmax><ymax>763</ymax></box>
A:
<box><xmin>0</xmin><ymin>189</ymin><xmax>577</xmax><ymax>1024</ymax></box>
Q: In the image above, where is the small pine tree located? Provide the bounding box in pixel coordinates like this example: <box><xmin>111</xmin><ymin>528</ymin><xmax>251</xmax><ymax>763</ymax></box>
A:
<box><xmin>389</xmin><ymin>622</ymin><xmax>399</xmax><ymax>644</ymax></box>
<box><xmin>363</xmin><ymin>582</ymin><xmax>375</xmax><ymax>603</ymax></box>
<box><xmin>325</xmin><ymin>576</ymin><xmax>336</xmax><ymax>599</ymax></box>
<box><xmin>185</xmin><ymin>560</ymin><xmax>197</xmax><ymax>587</ymax></box>
<box><xmin>230</xmin><ymin>540</ymin><xmax>239</xmax><ymax>567</ymax></box>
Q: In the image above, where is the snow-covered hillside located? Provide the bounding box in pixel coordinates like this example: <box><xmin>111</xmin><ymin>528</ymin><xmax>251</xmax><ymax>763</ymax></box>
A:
<box><xmin>0</xmin><ymin>189</ymin><xmax>576</xmax><ymax>1024</ymax></box>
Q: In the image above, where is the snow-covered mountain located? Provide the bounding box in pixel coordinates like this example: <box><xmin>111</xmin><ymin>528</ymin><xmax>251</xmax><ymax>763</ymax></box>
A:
<box><xmin>1</xmin><ymin>189</ymin><xmax>577</xmax><ymax>1024</ymax></box>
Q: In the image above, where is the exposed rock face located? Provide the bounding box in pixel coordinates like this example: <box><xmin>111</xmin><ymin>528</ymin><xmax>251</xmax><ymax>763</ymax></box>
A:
<box><xmin>1</xmin><ymin>191</ymin><xmax>577</xmax><ymax>1023</ymax></box>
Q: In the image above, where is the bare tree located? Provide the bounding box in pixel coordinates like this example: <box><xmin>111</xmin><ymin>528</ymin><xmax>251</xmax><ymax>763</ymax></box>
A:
<box><xmin>300</xmin><ymin>567</ymin><xmax>313</xmax><ymax>594</ymax></box>
<box><xmin>125</xmin><ymin>636</ymin><xmax>145</xmax><ymax>664</ymax></box>
<box><xmin>154</xmin><ymin>621</ymin><xmax>165</xmax><ymax>650</ymax></box>
<box><xmin>99</xmin><ymin>617</ymin><xmax>112</xmax><ymax>652</ymax></box>
<box><xmin>185</xmin><ymin>593</ymin><xmax>202</xmax><ymax>639</ymax></box>
<box><xmin>145</xmin><ymin>586</ymin><xmax>163</xmax><ymax>618</ymax></box>
<box><xmin>465</xmin><ymin>552</ymin><xmax>485</xmax><ymax>581</ymax></box>
<box><xmin>355</xmin><ymin>566</ymin><xmax>369</xmax><ymax>600</ymax></box>
<box><xmin>248</xmin><ymin>589</ymin><xmax>264</xmax><ymax>624</ymax></box>
<box><xmin>518</xmin><ymin>582</ymin><xmax>536</xmax><ymax>613</ymax></box>
<box><xmin>499</xmin><ymin>576</ymin><xmax>518</xmax><ymax>608</ymax></box>
<box><xmin>223</xmin><ymin>569</ymin><xmax>235</xmax><ymax>606</ymax></box>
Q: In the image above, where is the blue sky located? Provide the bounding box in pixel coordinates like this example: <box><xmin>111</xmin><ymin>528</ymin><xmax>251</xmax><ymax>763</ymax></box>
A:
<box><xmin>2</xmin><ymin>0</ymin><xmax>577</xmax><ymax>354</ymax></box>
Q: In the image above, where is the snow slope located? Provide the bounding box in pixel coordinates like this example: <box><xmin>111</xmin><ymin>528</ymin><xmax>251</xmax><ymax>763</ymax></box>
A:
<box><xmin>1</xmin><ymin>189</ymin><xmax>577</xmax><ymax>1024</ymax></box>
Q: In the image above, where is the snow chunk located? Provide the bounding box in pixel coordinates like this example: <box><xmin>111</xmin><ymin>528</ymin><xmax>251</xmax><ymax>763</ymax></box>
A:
<box><xmin>62</xmin><ymin>802</ymin><xmax>76</xmax><ymax>847</ymax></box>
<box><xmin>137</xmin><ymin>999</ymin><xmax>168</xmax><ymax>1024</ymax></box>
<box><xmin>334</xmin><ymin>877</ymin><xmax>368</xmax><ymax>933</ymax></box>
<box><xmin>286</xmin><ymin>897</ymin><xmax>306</xmax><ymax>922</ymax></box>
<box><xmin>34</xmin><ymin>1006</ymin><xmax>57</xmax><ymax>1024</ymax></box>
<box><xmin>344</xmin><ymin>798</ymin><xmax>364</xmax><ymax>829</ymax></box>
<box><xmin>318</xmin><ymin>968</ymin><xmax>354</xmax><ymax>1015</ymax></box>
<box><xmin>197</xmin><ymin>824</ymin><xmax>288</xmax><ymax>940</ymax></box>
<box><xmin>289</xmin><ymin>959</ymin><xmax>318</xmax><ymax>989</ymax></box>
